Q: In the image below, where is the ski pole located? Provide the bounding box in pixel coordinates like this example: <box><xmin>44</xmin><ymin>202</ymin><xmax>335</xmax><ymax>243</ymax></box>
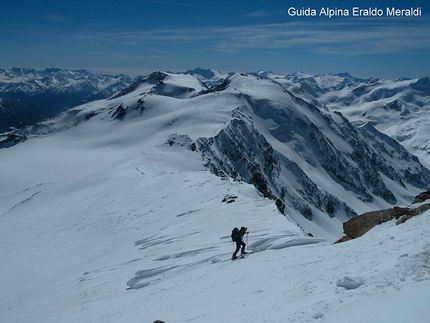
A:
<box><xmin>245</xmin><ymin>232</ymin><xmax>249</xmax><ymax>250</ymax></box>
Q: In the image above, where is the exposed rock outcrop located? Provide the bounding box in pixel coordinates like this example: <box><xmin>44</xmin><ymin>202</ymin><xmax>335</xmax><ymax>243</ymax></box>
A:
<box><xmin>412</xmin><ymin>191</ymin><xmax>430</xmax><ymax>204</ymax></box>
<box><xmin>0</xmin><ymin>132</ymin><xmax>27</xmax><ymax>148</ymax></box>
<box><xmin>335</xmin><ymin>192</ymin><xmax>430</xmax><ymax>243</ymax></box>
<box><xmin>191</xmin><ymin>115</ymin><xmax>355</xmax><ymax>220</ymax></box>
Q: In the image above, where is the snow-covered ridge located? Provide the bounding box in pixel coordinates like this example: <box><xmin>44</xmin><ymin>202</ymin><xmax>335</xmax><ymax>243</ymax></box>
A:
<box><xmin>3</xmin><ymin>66</ymin><xmax>429</xmax><ymax>160</ymax></box>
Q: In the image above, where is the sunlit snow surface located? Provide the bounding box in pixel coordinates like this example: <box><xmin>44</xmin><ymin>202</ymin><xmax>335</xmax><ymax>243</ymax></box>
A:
<box><xmin>1</xmin><ymin>72</ymin><xmax>430</xmax><ymax>323</ymax></box>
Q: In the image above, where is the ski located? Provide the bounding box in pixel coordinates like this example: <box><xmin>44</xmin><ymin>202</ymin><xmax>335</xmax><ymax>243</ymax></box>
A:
<box><xmin>223</xmin><ymin>252</ymin><xmax>253</xmax><ymax>262</ymax></box>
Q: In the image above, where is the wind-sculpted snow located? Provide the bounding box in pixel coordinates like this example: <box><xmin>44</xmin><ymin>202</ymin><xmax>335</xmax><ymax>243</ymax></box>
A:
<box><xmin>336</xmin><ymin>276</ymin><xmax>366</xmax><ymax>290</ymax></box>
<box><xmin>248</xmin><ymin>235</ymin><xmax>325</xmax><ymax>250</ymax></box>
<box><xmin>126</xmin><ymin>229</ymin><xmax>323</xmax><ymax>290</ymax></box>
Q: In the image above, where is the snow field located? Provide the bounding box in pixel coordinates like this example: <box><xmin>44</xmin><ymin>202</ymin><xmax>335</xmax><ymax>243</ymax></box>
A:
<box><xmin>1</xmin><ymin>138</ymin><xmax>429</xmax><ymax>322</ymax></box>
<box><xmin>0</xmin><ymin>140</ymin><xmax>309</xmax><ymax>323</ymax></box>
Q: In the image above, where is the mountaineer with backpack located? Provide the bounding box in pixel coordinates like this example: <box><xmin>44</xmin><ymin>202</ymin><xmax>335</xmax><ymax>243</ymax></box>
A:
<box><xmin>231</xmin><ymin>226</ymin><xmax>249</xmax><ymax>260</ymax></box>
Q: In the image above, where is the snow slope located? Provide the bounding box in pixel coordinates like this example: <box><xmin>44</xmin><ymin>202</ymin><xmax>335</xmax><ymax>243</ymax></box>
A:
<box><xmin>1</xmin><ymin>128</ymin><xmax>429</xmax><ymax>323</ymax></box>
<box><xmin>1</xmin><ymin>70</ymin><xmax>430</xmax><ymax>323</ymax></box>
<box><xmin>281</xmin><ymin>74</ymin><xmax>430</xmax><ymax>168</ymax></box>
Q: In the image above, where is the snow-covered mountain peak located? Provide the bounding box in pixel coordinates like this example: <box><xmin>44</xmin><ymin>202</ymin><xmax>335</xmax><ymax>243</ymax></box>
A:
<box><xmin>184</xmin><ymin>67</ymin><xmax>229</xmax><ymax>86</ymax></box>
<box><xmin>0</xmin><ymin>67</ymin><xmax>133</xmax><ymax>94</ymax></box>
<box><xmin>185</xmin><ymin>67</ymin><xmax>216</xmax><ymax>79</ymax></box>
<box><xmin>273</xmin><ymin>71</ymin><xmax>370</xmax><ymax>91</ymax></box>
<box><xmin>410</xmin><ymin>76</ymin><xmax>430</xmax><ymax>93</ymax></box>
<box><xmin>2</xmin><ymin>68</ymin><xmax>430</xmax><ymax>222</ymax></box>
<box><xmin>110</xmin><ymin>71</ymin><xmax>208</xmax><ymax>101</ymax></box>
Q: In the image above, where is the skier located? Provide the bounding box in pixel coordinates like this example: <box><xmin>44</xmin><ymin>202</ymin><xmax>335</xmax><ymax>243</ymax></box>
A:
<box><xmin>231</xmin><ymin>226</ymin><xmax>248</xmax><ymax>260</ymax></box>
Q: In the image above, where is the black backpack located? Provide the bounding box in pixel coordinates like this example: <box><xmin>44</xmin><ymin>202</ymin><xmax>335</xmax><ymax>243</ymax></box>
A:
<box><xmin>231</xmin><ymin>227</ymin><xmax>239</xmax><ymax>242</ymax></box>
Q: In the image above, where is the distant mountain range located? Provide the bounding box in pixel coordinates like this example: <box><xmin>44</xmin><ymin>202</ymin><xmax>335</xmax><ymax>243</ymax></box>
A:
<box><xmin>0</xmin><ymin>67</ymin><xmax>134</xmax><ymax>133</ymax></box>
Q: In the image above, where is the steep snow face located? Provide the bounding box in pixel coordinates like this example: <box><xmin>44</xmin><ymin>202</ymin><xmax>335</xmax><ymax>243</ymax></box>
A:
<box><xmin>150</xmin><ymin>72</ymin><xmax>207</xmax><ymax>98</ymax></box>
<box><xmin>283</xmin><ymin>74</ymin><xmax>430</xmax><ymax>168</ymax></box>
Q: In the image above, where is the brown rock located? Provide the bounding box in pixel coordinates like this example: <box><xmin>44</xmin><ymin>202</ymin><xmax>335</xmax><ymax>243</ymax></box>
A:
<box><xmin>334</xmin><ymin>235</ymin><xmax>353</xmax><ymax>244</ymax></box>
<box><xmin>343</xmin><ymin>206</ymin><xmax>409</xmax><ymax>239</ymax></box>
<box><xmin>412</xmin><ymin>191</ymin><xmax>430</xmax><ymax>204</ymax></box>
<box><xmin>336</xmin><ymin>198</ymin><xmax>430</xmax><ymax>243</ymax></box>
<box><xmin>396</xmin><ymin>204</ymin><xmax>430</xmax><ymax>225</ymax></box>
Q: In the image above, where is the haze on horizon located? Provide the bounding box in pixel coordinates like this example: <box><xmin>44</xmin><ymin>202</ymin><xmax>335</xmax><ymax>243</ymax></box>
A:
<box><xmin>1</xmin><ymin>0</ymin><xmax>430</xmax><ymax>79</ymax></box>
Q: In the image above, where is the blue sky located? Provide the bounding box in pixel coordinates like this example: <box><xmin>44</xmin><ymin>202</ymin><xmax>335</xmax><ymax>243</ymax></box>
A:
<box><xmin>1</xmin><ymin>0</ymin><xmax>429</xmax><ymax>78</ymax></box>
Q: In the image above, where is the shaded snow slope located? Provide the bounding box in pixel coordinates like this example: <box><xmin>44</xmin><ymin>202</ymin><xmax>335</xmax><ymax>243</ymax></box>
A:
<box><xmin>282</xmin><ymin>74</ymin><xmax>430</xmax><ymax>168</ymax></box>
